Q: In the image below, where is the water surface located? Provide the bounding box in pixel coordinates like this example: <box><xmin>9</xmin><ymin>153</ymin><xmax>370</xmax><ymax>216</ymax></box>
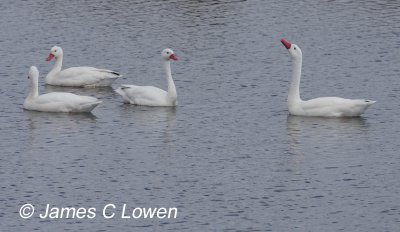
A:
<box><xmin>1</xmin><ymin>0</ymin><xmax>400</xmax><ymax>231</ymax></box>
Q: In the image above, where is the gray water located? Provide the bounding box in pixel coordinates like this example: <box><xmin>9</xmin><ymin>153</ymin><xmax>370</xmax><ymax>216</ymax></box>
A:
<box><xmin>1</xmin><ymin>0</ymin><xmax>400</xmax><ymax>231</ymax></box>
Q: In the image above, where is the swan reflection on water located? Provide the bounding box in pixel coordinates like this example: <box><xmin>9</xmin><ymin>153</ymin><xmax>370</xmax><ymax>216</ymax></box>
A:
<box><xmin>117</xmin><ymin>104</ymin><xmax>176</xmax><ymax>124</ymax></box>
<box><xmin>23</xmin><ymin>110</ymin><xmax>98</xmax><ymax>151</ymax></box>
<box><xmin>284</xmin><ymin>115</ymin><xmax>370</xmax><ymax>172</ymax></box>
<box><xmin>117</xmin><ymin>105</ymin><xmax>177</xmax><ymax>155</ymax></box>
<box><xmin>286</xmin><ymin>115</ymin><xmax>369</xmax><ymax>154</ymax></box>
<box><xmin>24</xmin><ymin>110</ymin><xmax>97</xmax><ymax>130</ymax></box>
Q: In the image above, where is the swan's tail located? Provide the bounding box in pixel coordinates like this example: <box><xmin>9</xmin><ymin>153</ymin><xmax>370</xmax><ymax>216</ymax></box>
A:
<box><xmin>82</xmin><ymin>69</ymin><xmax>121</xmax><ymax>88</ymax></box>
<box><xmin>115</xmin><ymin>85</ymin><xmax>134</xmax><ymax>94</ymax></box>
<box><xmin>364</xmin><ymin>100</ymin><xmax>376</xmax><ymax>105</ymax></box>
<box><xmin>115</xmin><ymin>87</ymin><xmax>124</xmax><ymax>96</ymax></box>
<box><xmin>109</xmin><ymin>71</ymin><xmax>121</xmax><ymax>77</ymax></box>
<box><xmin>115</xmin><ymin>86</ymin><xmax>132</xmax><ymax>103</ymax></box>
<box><xmin>97</xmin><ymin>69</ymin><xmax>122</xmax><ymax>78</ymax></box>
<box><xmin>357</xmin><ymin>99</ymin><xmax>376</xmax><ymax>106</ymax></box>
<box><xmin>350</xmin><ymin>99</ymin><xmax>376</xmax><ymax>116</ymax></box>
<box><xmin>78</xmin><ymin>100</ymin><xmax>102</xmax><ymax>112</ymax></box>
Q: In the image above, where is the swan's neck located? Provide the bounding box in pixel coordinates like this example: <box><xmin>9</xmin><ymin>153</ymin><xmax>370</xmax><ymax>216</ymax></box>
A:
<box><xmin>28</xmin><ymin>78</ymin><xmax>39</xmax><ymax>99</ymax></box>
<box><xmin>164</xmin><ymin>60</ymin><xmax>177</xmax><ymax>99</ymax></box>
<box><xmin>288</xmin><ymin>57</ymin><xmax>302</xmax><ymax>103</ymax></box>
<box><xmin>48</xmin><ymin>55</ymin><xmax>63</xmax><ymax>78</ymax></box>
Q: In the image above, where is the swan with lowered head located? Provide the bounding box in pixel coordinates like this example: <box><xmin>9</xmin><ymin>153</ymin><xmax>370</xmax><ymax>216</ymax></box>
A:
<box><xmin>45</xmin><ymin>46</ymin><xmax>121</xmax><ymax>87</ymax></box>
<box><xmin>115</xmin><ymin>48</ymin><xmax>178</xmax><ymax>106</ymax></box>
<box><xmin>280</xmin><ymin>39</ymin><xmax>375</xmax><ymax>117</ymax></box>
<box><xmin>24</xmin><ymin>66</ymin><xmax>102</xmax><ymax>112</ymax></box>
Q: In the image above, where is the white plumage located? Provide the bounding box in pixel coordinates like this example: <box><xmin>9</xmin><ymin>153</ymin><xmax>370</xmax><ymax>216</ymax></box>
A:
<box><xmin>24</xmin><ymin>66</ymin><xmax>102</xmax><ymax>113</ymax></box>
<box><xmin>115</xmin><ymin>48</ymin><xmax>178</xmax><ymax>106</ymax></box>
<box><xmin>45</xmin><ymin>46</ymin><xmax>120</xmax><ymax>87</ymax></box>
<box><xmin>280</xmin><ymin>39</ymin><xmax>375</xmax><ymax>117</ymax></box>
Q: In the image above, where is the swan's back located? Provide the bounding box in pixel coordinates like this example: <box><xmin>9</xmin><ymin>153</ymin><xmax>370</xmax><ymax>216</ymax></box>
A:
<box><xmin>24</xmin><ymin>92</ymin><xmax>101</xmax><ymax>112</ymax></box>
<box><xmin>48</xmin><ymin>67</ymin><xmax>120</xmax><ymax>87</ymax></box>
<box><xmin>295</xmin><ymin>97</ymin><xmax>375</xmax><ymax>117</ymax></box>
<box><xmin>116</xmin><ymin>85</ymin><xmax>176</xmax><ymax>106</ymax></box>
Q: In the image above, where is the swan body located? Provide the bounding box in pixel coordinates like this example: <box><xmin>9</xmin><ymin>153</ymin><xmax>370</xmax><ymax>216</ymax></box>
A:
<box><xmin>116</xmin><ymin>48</ymin><xmax>178</xmax><ymax>106</ymax></box>
<box><xmin>46</xmin><ymin>46</ymin><xmax>120</xmax><ymax>87</ymax></box>
<box><xmin>288</xmin><ymin>97</ymin><xmax>375</xmax><ymax>117</ymax></box>
<box><xmin>24</xmin><ymin>66</ymin><xmax>102</xmax><ymax>113</ymax></box>
<box><xmin>116</xmin><ymin>85</ymin><xmax>176</xmax><ymax>106</ymax></box>
<box><xmin>281</xmin><ymin>39</ymin><xmax>375</xmax><ymax>117</ymax></box>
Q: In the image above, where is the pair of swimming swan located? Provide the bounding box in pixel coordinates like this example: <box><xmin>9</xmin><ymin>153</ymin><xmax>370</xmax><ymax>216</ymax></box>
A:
<box><xmin>24</xmin><ymin>48</ymin><xmax>178</xmax><ymax>112</ymax></box>
<box><xmin>24</xmin><ymin>41</ymin><xmax>375</xmax><ymax>116</ymax></box>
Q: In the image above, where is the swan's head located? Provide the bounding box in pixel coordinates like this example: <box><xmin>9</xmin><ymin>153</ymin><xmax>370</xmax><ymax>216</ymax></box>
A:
<box><xmin>28</xmin><ymin>66</ymin><xmax>39</xmax><ymax>81</ymax></box>
<box><xmin>162</xmin><ymin>48</ymin><xmax>178</xmax><ymax>61</ymax></box>
<box><xmin>46</xmin><ymin>46</ymin><xmax>63</xmax><ymax>61</ymax></box>
<box><xmin>281</xmin><ymin>39</ymin><xmax>302</xmax><ymax>59</ymax></box>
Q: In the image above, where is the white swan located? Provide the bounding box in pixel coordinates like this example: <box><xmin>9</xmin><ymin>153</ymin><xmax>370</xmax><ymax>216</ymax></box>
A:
<box><xmin>280</xmin><ymin>39</ymin><xmax>375</xmax><ymax>117</ymax></box>
<box><xmin>115</xmin><ymin>48</ymin><xmax>178</xmax><ymax>106</ymax></box>
<box><xmin>24</xmin><ymin>66</ymin><xmax>102</xmax><ymax>113</ymax></box>
<box><xmin>45</xmin><ymin>46</ymin><xmax>121</xmax><ymax>87</ymax></box>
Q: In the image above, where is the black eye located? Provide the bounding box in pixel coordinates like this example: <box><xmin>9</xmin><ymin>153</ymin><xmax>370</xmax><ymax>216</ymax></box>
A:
<box><xmin>54</xmin><ymin>50</ymin><xmax>57</xmax><ymax>52</ymax></box>
<box><xmin>166</xmin><ymin>51</ymin><xmax>170</xmax><ymax>54</ymax></box>
<box><xmin>294</xmin><ymin>47</ymin><xmax>296</xmax><ymax>50</ymax></box>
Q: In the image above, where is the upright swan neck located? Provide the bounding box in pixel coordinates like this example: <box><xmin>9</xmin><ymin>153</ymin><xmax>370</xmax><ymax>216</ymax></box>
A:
<box><xmin>49</xmin><ymin>54</ymin><xmax>63</xmax><ymax>76</ymax></box>
<box><xmin>28</xmin><ymin>78</ymin><xmax>39</xmax><ymax>99</ymax></box>
<box><xmin>164</xmin><ymin>60</ymin><xmax>177</xmax><ymax>99</ymax></box>
<box><xmin>289</xmin><ymin>56</ymin><xmax>302</xmax><ymax>102</ymax></box>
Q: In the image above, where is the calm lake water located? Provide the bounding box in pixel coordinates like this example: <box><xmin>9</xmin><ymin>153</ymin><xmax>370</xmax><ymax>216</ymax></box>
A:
<box><xmin>1</xmin><ymin>0</ymin><xmax>400</xmax><ymax>231</ymax></box>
